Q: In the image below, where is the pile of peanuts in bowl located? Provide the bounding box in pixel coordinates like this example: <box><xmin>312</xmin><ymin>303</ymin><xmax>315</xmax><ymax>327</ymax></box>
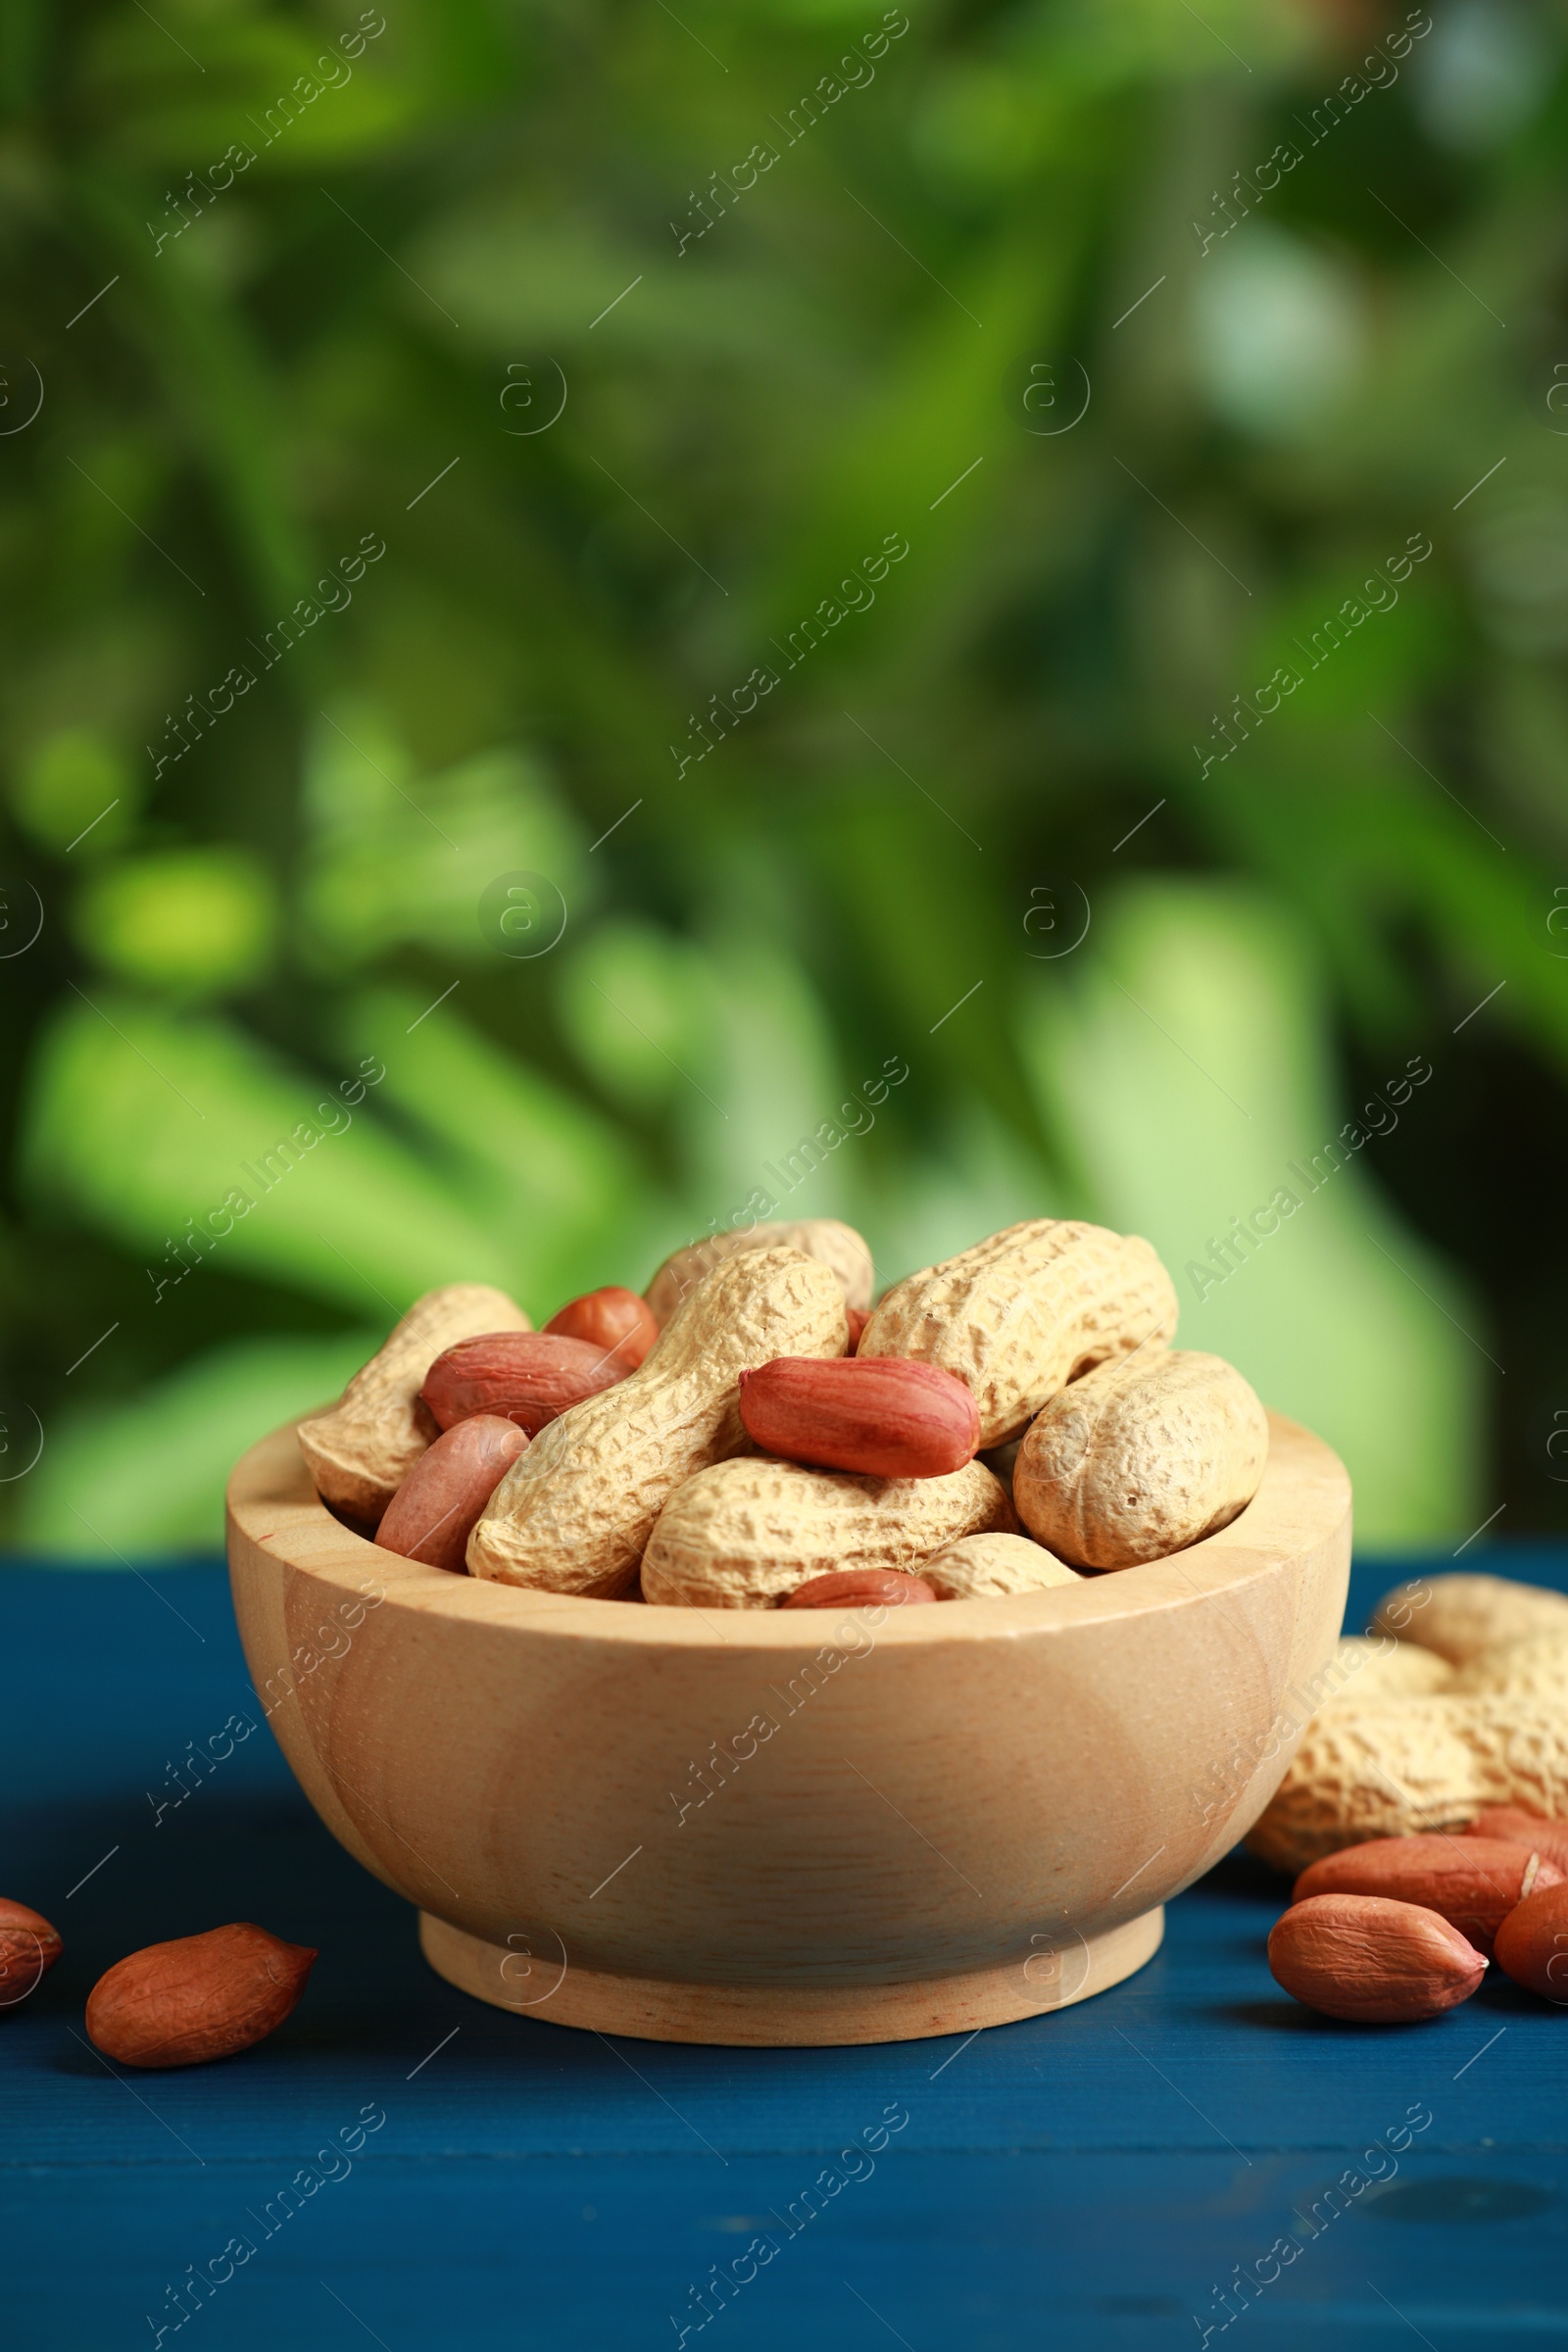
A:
<box><xmin>298</xmin><ymin>1214</ymin><xmax>1272</xmax><ymax>1610</ymax></box>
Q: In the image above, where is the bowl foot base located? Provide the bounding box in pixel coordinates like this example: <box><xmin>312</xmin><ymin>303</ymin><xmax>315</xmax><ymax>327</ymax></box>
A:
<box><xmin>417</xmin><ymin>1906</ymin><xmax>1163</xmax><ymax>2047</ymax></box>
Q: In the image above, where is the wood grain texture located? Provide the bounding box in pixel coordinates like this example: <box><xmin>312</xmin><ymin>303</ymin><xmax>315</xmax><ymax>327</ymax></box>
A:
<box><xmin>225</xmin><ymin>1409</ymin><xmax>1350</xmax><ymax>2046</ymax></box>
<box><xmin>418</xmin><ymin>1906</ymin><xmax>1165</xmax><ymax>2044</ymax></box>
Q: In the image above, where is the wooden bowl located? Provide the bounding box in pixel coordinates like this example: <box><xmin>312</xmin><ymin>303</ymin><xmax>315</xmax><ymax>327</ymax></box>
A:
<box><xmin>226</xmin><ymin>1409</ymin><xmax>1348</xmax><ymax>2046</ymax></box>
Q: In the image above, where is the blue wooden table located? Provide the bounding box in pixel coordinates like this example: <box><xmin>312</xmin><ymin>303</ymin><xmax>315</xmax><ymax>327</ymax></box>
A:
<box><xmin>5</xmin><ymin>1547</ymin><xmax>1567</xmax><ymax>2350</ymax></box>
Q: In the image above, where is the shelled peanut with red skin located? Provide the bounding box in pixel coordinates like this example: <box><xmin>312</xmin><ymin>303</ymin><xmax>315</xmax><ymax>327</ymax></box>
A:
<box><xmin>1494</xmin><ymin>1881</ymin><xmax>1568</xmax><ymax>2001</ymax></box>
<box><xmin>421</xmin><ymin>1331</ymin><xmax>627</xmax><ymax>1437</ymax></box>
<box><xmin>1469</xmin><ymin>1808</ymin><xmax>1568</xmax><ymax>1880</ymax></box>
<box><xmin>298</xmin><ymin>1282</ymin><xmax>530</xmax><ymax>1521</ymax></box>
<box><xmin>781</xmin><ymin>1568</ymin><xmax>937</xmax><ymax>1610</ymax></box>
<box><xmin>1268</xmin><ymin>1893</ymin><xmax>1487</xmax><ymax>2022</ymax></box>
<box><xmin>0</xmin><ymin>1899</ymin><xmax>61</xmax><ymax>2006</ymax></box>
<box><xmin>738</xmin><ymin>1356</ymin><xmax>980</xmax><ymax>1479</ymax></box>
<box><xmin>1293</xmin><ymin>1834</ymin><xmax>1562</xmax><ymax>1958</ymax></box>
<box><xmin>544</xmin><ymin>1286</ymin><xmax>659</xmax><ymax>1371</ymax></box>
<box><xmin>86</xmin><ymin>1925</ymin><xmax>318</xmax><ymax>2068</ymax></box>
<box><xmin>375</xmin><ymin>1416</ymin><xmax>528</xmax><ymax>1572</ymax></box>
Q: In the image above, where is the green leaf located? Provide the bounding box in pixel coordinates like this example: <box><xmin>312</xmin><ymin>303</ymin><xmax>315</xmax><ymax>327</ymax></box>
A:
<box><xmin>20</xmin><ymin>997</ymin><xmax>512</xmax><ymax>1313</ymax></box>
<box><xmin>335</xmin><ymin>985</ymin><xmax>671</xmax><ymax>1313</ymax></box>
<box><xmin>300</xmin><ymin>706</ymin><xmax>593</xmax><ymax>969</ymax></box>
<box><xmin>72</xmin><ymin>847</ymin><xmax>276</xmax><ymax>997</ymax></box>
<box><xmin>1017</xmin><ymin>880</ymin><xmax>1486</xmax><ymax>1547</ymax></box>
<box><xmin>16</xmin><ymin>1330</ymin><xmax>379</xmax><ymax>1561</ymax></box>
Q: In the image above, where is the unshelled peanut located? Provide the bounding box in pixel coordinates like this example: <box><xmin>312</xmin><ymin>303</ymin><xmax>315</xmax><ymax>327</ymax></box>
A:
<box><xmin>298</xmin><ymin>1284</ymin><xmax>529</xmax><ymax>1522</ymax></box>
<box><xmin>1326</xmin><ymin>1635</ymin><xmax>1453</xmax><ymax>1701</ymax></box>
<box><xmin>1013</xmin><ymin>1347</ymin><xmax>1267</xmax><ymax>1570</ymax></box>
<box><xmin>857</xmin><ymin>1218</ymin><xmax>1178</xmax><ymax>1447</ymax></box>
<box><xmin>1448</xmin><ymin>1629</ymin><xmax>1568</xmax><ymax>1703</ymax></box>
<box><xmin>917</xmin><ymin>1531</ymin><xmax>1081</xmax><ymax>1600</ymax></box>
<box><xmin>645</xmin><ymin>1218</ymin><xmax>872</xmax><ymax>1327</ymax></box>
<box><xmin>1371</xmin><ymin>1571</ymin><xmax>1568</xmax><ymax>1664</ymax></box>
<box><xmin>467</xmin><ymin>1248</ymin><xmax>848</xmax><ymax>1597</ymax></box>
<box><xmin>1249</xmin><ymin>1695</ymin><xmax>1568</xmax><ymax>1874</ymax></box>
<box><xmin>640</xmin><ymin>1455</ymin><xmax>1012</xmax><ymax>1609</ymax></box>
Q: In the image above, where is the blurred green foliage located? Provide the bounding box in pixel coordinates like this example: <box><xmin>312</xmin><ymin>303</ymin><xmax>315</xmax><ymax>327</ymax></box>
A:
<box><xmin>3</xmin><ymin>0</ymin><xmax>1566</xmax><ymax>1557</ymax></box>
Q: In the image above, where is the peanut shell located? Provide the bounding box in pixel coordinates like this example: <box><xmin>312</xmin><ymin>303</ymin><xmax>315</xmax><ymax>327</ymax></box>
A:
<box><xmin>1325</xmin><ymin>1636</ymin><xmax>1453</xmax><ymax>1702</ymax></box>
<box><xmin>918</xmin><ymin>1531</ymin><xmax>1081</xmax><ymax>1600</ymax></box>
<box><xmin>1448</xmin><ymin>1629</ymin><xmax>1568</xmax><ymax>1703</ymax></box>
<box><xmin>468</xmin><ymin>1248</ymin><xmax>848</xmax><ymax>1596</ymax></box>
<box><xmin>1370</xmin><ymin>1571</ymin><xmax>1568</xmax><ymax>1665</ymax></box>
<box><xmin>645</xmin><ymin>1218</ymin><xmax>872</xmax><ymax>1327</ymax></box>
<box><xmin>1248</xmin><ymin>1696</ymin><xmax>1568</xmax><ymax>1875</ymax></box>
<box><xmin>298</xmin><ymin>1283</ymin><xmax>529</xmax><ymax>1522</ymax></box>
<box><xmin>1013</xmin><ymin>1347</ymin><xmax>1267</xmax><ymax>1569</ymax></box>
<box><xmin>641</xmin><ymin>1455</ymin><xmax>1013</xmax><ymax>1609</ymax></box>
<box><xmin>858</xmin><ymin>1218</ymin><xmax>1178</xmax><ymax>1447</ymax></box>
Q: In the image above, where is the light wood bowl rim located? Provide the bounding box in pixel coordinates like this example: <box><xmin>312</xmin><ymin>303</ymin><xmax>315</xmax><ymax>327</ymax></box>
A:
<box><xmin>228</xmin><ymin>1406</ymin><xmax>1348</xmax><ymax>1650</ymax></box>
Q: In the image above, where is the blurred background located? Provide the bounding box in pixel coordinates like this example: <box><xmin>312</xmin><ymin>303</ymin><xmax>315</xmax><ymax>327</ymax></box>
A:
<box><xmin>1</xmin><ymin>0</ymin><xmax>1565</xmax><ymax>1564</ymax></box>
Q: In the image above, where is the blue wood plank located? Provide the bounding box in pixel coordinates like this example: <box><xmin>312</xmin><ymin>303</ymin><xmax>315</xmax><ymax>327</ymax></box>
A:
<box><xmin>4</xmin><ymin>1545</ymin><xmax>1567</xmax><ymax>2348</ymax></box>
<box><xmin>6</xmin><ymin>2152</ymin><xmax>1568</xmax><ymax>2351</ymax></box>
